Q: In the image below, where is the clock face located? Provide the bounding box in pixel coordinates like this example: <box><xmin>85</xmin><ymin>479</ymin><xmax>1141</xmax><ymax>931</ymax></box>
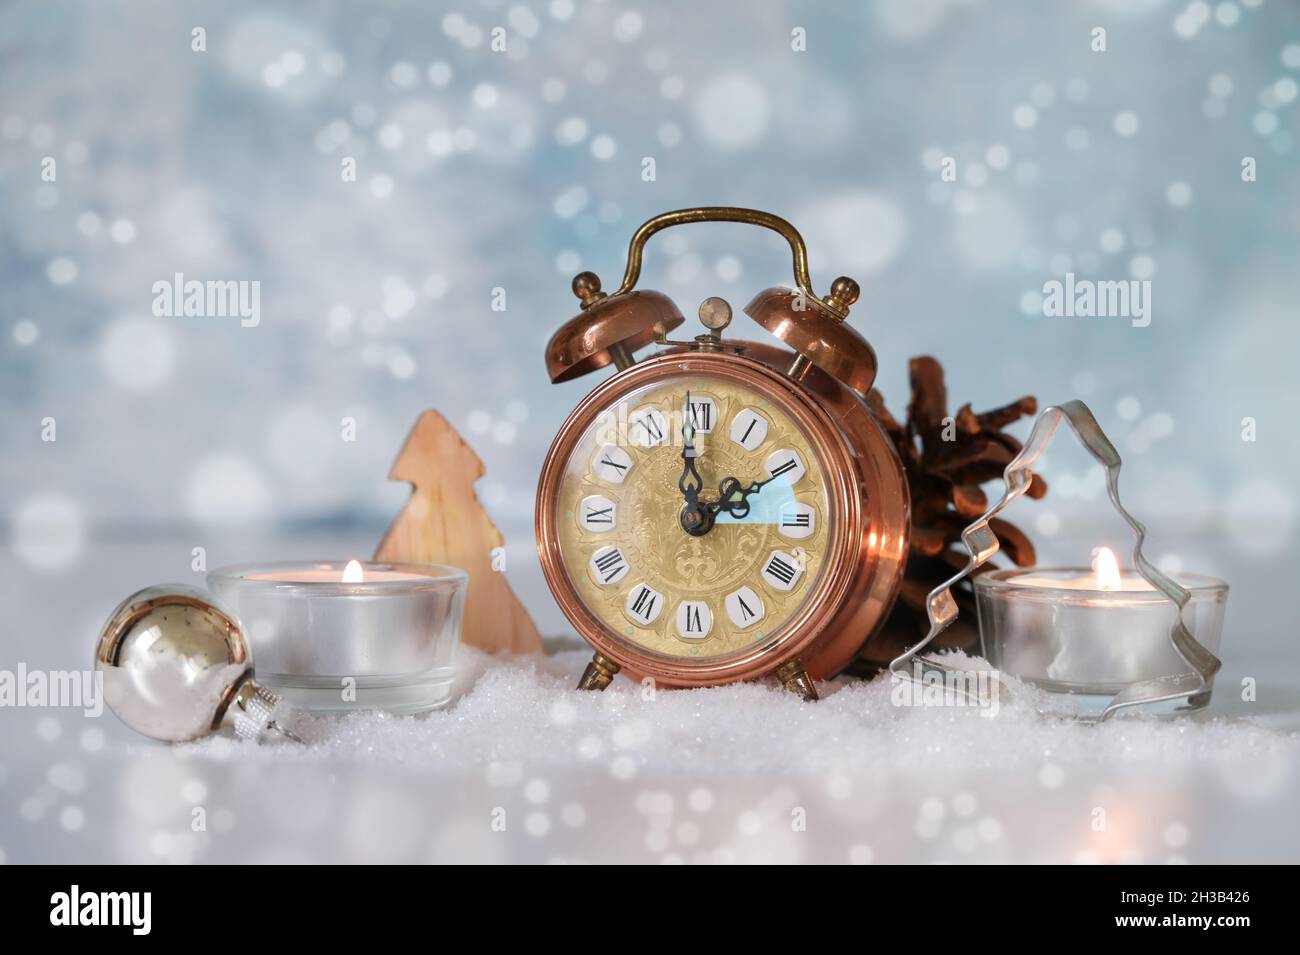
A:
<box><xmin>553</xmin><ymin>372</ymin><xmax>835</xmax><ymax>662</ymax></box>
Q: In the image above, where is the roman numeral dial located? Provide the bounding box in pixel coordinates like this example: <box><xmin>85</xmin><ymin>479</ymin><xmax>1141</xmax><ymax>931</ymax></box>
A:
<box><xmin>761</xmin><ymin>550</ymin><xmax>804</xmax><ymax>592</ymax></box>
<box><xmin>778</xmin><ymin>502</ymin><xmax>816</xmax><ymax>540</ymax></box>
<box><xmin>592</xmin><ymin>444</ymin><xmax>633</xmax><ymax>483</ymax></box>
<box><xmin>625</xmin><ymin>582</ymin><xmax>664</xmax><ymax>626</ymax></box>
<box><xmin>556</xmin><ymin>374</ymin><xmax>832</xmax><ymax>661</ymax></box>
<box><xmin>764</xmin><ymin>449</ymin><xmax>806</xmax><ymax>485</ymax></box>
<box><xmin>675</xmin><ymin>600</ymin><xmax>713</xmax><ymax>640</ymax></box>
<box><xmin>588</xmin><ymin>545</ymin><xmax>629</xmax><ymax>586</ymax></box>
<box><xmin>579</xmin><ymin>495</ymin><xmax>617</xmax><ymax>532</ymax></box>
<box><xmin>729</xmin><ymin>407</ymin><xmax>769</xmax><ymax>451</ymax></box>
<box><xmin>682</xmin><ymin>394</ymin><xmax>717</xmax><ymax>433</ymax></box>
<box><xmin>725</xmin><ymin>586</ymin><xmax>765</xmax><ymax>629</ymax></box>
<box><xmin>629</xmin><ymin>406</ymin><xmax>669</xmax><ymax>448</ymax></box>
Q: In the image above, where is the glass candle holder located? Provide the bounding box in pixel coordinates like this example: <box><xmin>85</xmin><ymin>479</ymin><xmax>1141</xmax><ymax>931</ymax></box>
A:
<box><xmin>974</xmin><ymin>568</ymin><xmax>1229</xmax><ymax>716</ymax></box>
<box><xmin>208</xmin><ymin>560</ymin><xmax>467</xmax><ymax>714</ymax></box>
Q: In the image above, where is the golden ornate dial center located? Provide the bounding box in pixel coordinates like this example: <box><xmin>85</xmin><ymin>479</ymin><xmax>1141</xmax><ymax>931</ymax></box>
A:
<box><xmin>553</xmin><ymin>373</ymin><xmax>832</xmax><ymax>661</ymax></box>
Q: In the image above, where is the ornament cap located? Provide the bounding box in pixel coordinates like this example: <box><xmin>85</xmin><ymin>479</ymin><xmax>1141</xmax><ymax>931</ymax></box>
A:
<box><xmin>225</xmin><ymin>678</ymin><xmax>298</xmax><ymax>742</ymax></box>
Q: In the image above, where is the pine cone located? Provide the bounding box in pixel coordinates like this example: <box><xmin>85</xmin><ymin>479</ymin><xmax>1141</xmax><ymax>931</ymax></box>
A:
<box><xmin>846</xmin><ymin>356</ymin><xmax>1046</xmax><ymax>677</ymax></box>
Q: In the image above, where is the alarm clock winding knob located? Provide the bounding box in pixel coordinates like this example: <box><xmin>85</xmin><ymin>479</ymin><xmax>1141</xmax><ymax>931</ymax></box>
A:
<box><xmin>698</xmin><ymin>296</ymin><xmax>732</xmax><ymax>331</ymax></box>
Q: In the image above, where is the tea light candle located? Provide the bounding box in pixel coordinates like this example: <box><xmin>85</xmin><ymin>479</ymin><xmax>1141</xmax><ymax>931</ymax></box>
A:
<box><xmin>245</xmin><ymin>560</ymin><xmax>434</xmax><ymax>584</ymax></box>
<box><xmin>1012</xmin><ymin>546</ymin><xmax>1155</xmax><ymax>591</ymax></box>
<box><xmin>974</xmin><ymin>547</ymin><xmax>1229</xmax><ymax>714</ymax></box>
<box><xmin>208</xmin><ymin>560</ymin><xmax>467</xmax><ymax>714</ymax></box>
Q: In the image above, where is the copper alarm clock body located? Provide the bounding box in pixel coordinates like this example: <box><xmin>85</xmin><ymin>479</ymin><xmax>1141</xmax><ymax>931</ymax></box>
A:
<box><xmin>536</xmin><ymin>346</ymin><xmax>909</xmax><ymax>692</ymax></box>
<box><xmin>537</xmin><ymin>207</ymin><xmax>910</xmax><ymax>698</ymax></box>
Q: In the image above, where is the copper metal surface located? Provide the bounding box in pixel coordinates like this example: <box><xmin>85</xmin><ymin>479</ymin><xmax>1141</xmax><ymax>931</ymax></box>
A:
<box><xmin>744</xmin><ymin>287</ymin><xmax>878</xmax><ymax>394</ymax></box>
<box><xmin>545</xmin><ymin>287</ymin><xmax>684</xmax><ymax>383</ymax></box>
<box><xmin>546</xmin><ymin>207</ymin><xmax>865</xmax><ymax>384</ymax></box>
<box><xmin>537</xmin><ymin>348</ymin><xmax>909</xmax><ymax>688</ymax></box>
<box><xmin>725</xmin><ymin>340</ymin><xmax>911</xmax><ymax>678</ymax></box>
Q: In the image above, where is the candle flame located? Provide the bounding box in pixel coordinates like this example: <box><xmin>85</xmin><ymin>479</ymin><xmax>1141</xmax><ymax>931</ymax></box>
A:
<box><xmin>342</xmin><ymin>559</ymin><xmax>364</xmax><ymax>583</ymax></box>
<box><xmin>1093</xmin><ymin>546</ymin><xmax>1121</xmax><ymax>591</ymax></box>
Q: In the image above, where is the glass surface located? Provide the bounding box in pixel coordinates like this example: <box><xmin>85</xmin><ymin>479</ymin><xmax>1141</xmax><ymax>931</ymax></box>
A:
<box><xmin>208</xmin><ymin>561</ymin><xmax>467</xmax><ymax>714</ymax></box>
<box><xmin>554</xmin><ymin>373</ymin><xmax>836</xmax><ymax>662</ymax></box>
<box><xmin>975</xmin><ymin>568</ymin><xmax>1229</xmax><ymax>709</ymax></box>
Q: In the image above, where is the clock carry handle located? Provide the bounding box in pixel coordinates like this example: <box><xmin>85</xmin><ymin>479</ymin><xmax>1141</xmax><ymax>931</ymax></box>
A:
<box><xmin>610</xmin><ymin>207</ymin><xmax>858</xmax><ymax>319</ymax></box>
<box><xmin>547</xmin><ymin>206</ymin><xmax>873</xmax><ymax>389</ymax></box>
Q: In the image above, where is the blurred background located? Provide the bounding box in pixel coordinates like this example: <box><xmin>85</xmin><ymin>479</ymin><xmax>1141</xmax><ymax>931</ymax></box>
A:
<box><xmin>2</xmin><ymin>0</ymin><xmax>1299</xmax><ymax>863</ymax></box>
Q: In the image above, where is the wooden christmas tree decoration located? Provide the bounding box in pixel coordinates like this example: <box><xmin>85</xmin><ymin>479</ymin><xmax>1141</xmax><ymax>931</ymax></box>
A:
<box><xmin>375</xmin><ymin>410</ymin><xmax>543</xmax><ymax>654</ymax></box>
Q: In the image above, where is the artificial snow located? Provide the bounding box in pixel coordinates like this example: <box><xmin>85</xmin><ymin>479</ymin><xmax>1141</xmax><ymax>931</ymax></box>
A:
<box><xmin>10</xmin><ymin>647</ymin><xmax>1296</xmax><ymax>863</ymax></box>
<box><xmin>198</xmin><ymin>647</ymin><xmax>1295</xmax><ymax>780</ymax></box>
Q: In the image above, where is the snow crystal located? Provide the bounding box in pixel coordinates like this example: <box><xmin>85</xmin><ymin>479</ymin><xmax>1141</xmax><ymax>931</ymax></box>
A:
<box><xmin>184</xmin><ymin>648</ymin><xmax>1297</xmax><ymax>784</ymax></box>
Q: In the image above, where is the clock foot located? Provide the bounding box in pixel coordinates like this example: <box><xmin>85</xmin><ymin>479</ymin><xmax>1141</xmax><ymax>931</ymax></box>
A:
<box><xmin>577</xmin><ymin>652</ymin><xmax>620</xmax><ymax>691</ymax></box>
<box><xmin>775</xmin><ymin>659</ymin><xmax>818</xmax><ymax>701</ymax></box>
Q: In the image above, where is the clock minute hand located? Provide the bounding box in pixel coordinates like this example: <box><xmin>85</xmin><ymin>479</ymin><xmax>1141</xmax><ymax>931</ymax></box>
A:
<box><xmin>678</xmin><ymin>418</ymin><xmax>704</xmax><ymax>502</ymax></box>
<box><xmin>678</xmin><ymin>393</ymin><xmax>720</xmax><ymax>535</ymax></box>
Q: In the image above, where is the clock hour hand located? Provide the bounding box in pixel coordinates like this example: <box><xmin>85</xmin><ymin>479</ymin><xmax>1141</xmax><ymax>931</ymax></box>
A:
<box><xmin>714</xmin><ymin>474</ymin><xmax>773</xmax><ymax>521</ymax></box>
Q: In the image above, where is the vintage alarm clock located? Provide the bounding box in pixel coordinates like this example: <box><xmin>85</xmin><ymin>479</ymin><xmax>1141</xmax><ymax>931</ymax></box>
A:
<box><xmin>536</xmin><ymin>207</ymin><xmax>909</xmax><ymax>699</ymax></box>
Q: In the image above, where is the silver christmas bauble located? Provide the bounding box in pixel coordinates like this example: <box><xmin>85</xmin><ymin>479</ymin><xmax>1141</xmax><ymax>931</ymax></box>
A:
<box><xmin>95</xmin><ymin>584</ymin><xmax>289</xmax><ymax>742</ymax></box>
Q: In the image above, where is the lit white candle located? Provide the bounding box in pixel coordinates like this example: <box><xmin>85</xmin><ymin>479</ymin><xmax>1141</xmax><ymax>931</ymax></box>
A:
<box><xmin>246</xmin><ymin>560</ymin><xmax>433</xmax><ymax>583</ymax></box>
<box><xmin>1012</xmin><ymin>546</ymin><xmax>1155</xmax><ymax>592</ymax></box>
<box><xmin>973</xmin><ymin>547</ymin><xmax>1229</xmax><ymax>715</ymax></box>
<box><xmin>208</xmin><ymin>559</ymin><xmax>469</xmax><ymax>714</ymax></box>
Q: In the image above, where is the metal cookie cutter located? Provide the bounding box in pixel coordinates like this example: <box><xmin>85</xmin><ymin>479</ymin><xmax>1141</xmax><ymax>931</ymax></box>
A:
<box><xmin>888</xmin><ymin>400</ymin><xmax>1223</xmax><ymax>722</ymax></box>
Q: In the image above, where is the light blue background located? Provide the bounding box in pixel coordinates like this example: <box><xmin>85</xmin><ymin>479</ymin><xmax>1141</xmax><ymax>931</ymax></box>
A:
<box><xmin>3</xmin><ymin>0</ymin><xmax>1297</xmax><ymax>644</ymax></box>
<box><xmin>1</xmin><ymin>0</ymin><xmax>1299</xmax><ymax>863</ymax></box>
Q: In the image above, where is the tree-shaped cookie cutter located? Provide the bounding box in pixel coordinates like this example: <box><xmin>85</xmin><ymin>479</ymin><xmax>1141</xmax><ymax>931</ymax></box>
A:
<box><xmin>889</xmin><ymin>400</ymin><xmax>1222</xmax><ymax>721</ymax></box>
